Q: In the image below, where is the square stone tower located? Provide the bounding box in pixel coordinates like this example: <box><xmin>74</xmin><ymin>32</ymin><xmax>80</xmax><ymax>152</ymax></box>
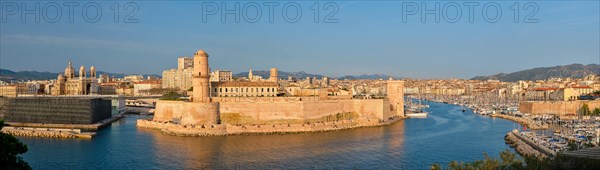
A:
<box><xmin>387</xmin><ymin>80</ymin><xmax>405</xmax><ymax>117</ymax></box>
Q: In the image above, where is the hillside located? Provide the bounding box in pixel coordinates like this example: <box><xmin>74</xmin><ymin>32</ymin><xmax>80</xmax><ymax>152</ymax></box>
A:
<box><xmin>471</xmin><ymin>64</ymin><xmax>600</xmax><ymax>82</ymax></box>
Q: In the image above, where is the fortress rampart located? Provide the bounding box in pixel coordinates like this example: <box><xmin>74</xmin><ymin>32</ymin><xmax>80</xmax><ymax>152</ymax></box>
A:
<box><xmin>152</xmin><ymin>97</ymin><xmax>395</xmax><ymax>125</ymax></box>
<box><xmin>519</xmin><ymin>100</ymin><xmax>600</xmax><ymax>115</ymax></box>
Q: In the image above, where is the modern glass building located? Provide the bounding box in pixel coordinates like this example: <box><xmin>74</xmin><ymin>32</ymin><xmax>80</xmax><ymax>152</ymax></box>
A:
<box><xmin>0</xmin><ymin>97</ymin><xmax>112</xmax><ymax>124</ymax></box>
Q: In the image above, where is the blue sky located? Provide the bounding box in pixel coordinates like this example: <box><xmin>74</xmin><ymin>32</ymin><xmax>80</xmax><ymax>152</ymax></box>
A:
<box><xmin>1</xmin><ymin>1</ymin><xmax>598</xmax><ymax>79</ymax></box>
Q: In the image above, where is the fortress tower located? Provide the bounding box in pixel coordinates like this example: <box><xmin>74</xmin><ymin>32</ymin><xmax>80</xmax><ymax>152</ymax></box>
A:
<box><xmin>193</xmin><ymin>50</ymin><xmax>210</xmax><ymax>103</ymax></box>
<box><xmin>387</xmin><ymin>80</ymin><xmax>405</xmax><ymax>117</ymax></box>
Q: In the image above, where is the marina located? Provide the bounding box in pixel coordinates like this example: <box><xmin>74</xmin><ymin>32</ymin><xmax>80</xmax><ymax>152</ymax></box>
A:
<box><xmin>416</xmin><ymin>94</ymin><xmax>600</xmax><ymax>159</ymax></box>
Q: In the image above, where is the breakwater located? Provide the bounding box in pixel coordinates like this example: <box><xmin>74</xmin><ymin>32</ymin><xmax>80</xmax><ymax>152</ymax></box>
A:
<box><xmin>491</xmin><ymin>114</ymin><xmax>548</xmax><ymax>130</ymax></box>
<box><xmin>137</xmin><ymin>116</ymin><xmax>403</xmax><ymax>136</ymax></box>
<box><xmin>1</xmin><ymin>127</ymin><xmax>95</xmax><ymax>139</ymax></box>
<box><xmin>505</xmin><ymin>131</ymin><xmax>548</xmax><ymax>159</ymax></box>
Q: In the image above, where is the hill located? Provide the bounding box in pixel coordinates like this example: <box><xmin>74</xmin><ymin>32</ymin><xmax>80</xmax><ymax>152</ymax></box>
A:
<box><xmin>0</xmin><ymin>69</ymin><xmax>160</xmax><ymax>82</ymax></box>
<box><xmin>233</xmin><ymin>70</ymin><xmax>399</xmax><ymax>80</ymax></box>
<box><xmin>233</xmin><ymin>70</ymin><xmax>325</xmax><ymax>80</ymax></box>
<box><xmin>471</xmin><ymin>64</ymin><xmax>600</xmax><ymax>82</ymax></box>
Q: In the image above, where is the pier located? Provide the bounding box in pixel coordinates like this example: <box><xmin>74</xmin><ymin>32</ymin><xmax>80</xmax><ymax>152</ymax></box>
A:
<box><xmin>3</xmin><ymin>115</ymin><xmax>124</xmax><ymax>139</ymax></box>
<box><xmin>1</xmin><ymin>127</ymin><xmax>96</xmax><ymax>139</ymax></box>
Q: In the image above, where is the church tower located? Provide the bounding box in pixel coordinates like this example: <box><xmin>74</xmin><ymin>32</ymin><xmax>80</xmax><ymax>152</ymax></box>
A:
<box><xmin>192</xmin><ymin>50</ymin><xmax>210</xmax><ymax>103</ymax></box>
<box><xmin>248</xmin><ymin>69</ymin><xmax>253</xmax><ymax>81</ymax></box>
<box><xmin>90</xmin><ymin>66</ymin><xmax>96</xmax><ymax>78</ymax></box>
<box><xmin>65</xmin><ymin>60</ymin><xmax>75</xmax><ymax>79</ymax></box>
<box><xmin>79</xmin><ymin>66</ymin><xmax>86</xmax><ymax>79</ymax></box>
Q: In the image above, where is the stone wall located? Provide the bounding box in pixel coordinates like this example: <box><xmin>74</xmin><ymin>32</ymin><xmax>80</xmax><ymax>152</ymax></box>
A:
<box><xmin>152</xmin><ymin>101</ymin><xmax>220</xmax><ymax>125</ymax></box>
<box><xmin>519</xmin><ymin>100</ymin><xmax>600</xmax><ymax>115</ymax></box>
<box><xmin>153</xmin><ymin>98</ymin><xmax>396</xmax><ymax>125</ymax></box>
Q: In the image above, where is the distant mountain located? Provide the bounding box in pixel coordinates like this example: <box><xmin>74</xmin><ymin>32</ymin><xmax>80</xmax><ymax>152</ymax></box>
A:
<box><xmin>0</xmin><ymin>69</ymin><xmax>58</xmax><ymax>81</ymax></box>
<box><xmin>233</xmin><ymin>70</ymin><xmax>399</xmax><ymax>80</ymax></box>
<box><xmin>234</xmin><ymin>70</ymin><xmax>325</xmax><ymax>79</ymax></box>
<box><xmin>471</xmin><ymin>64</ymin><xmax>600</xmax><ymax>82</ymax></box>
<box><xmin>0</xmin><ymin>69</ymin><xmax>160</xmax><ymax>82</ymax></box>
<box><xmin>337</xmin><ymin>73</ymin><xmax>401</xmax><ymax>80</ymax></box>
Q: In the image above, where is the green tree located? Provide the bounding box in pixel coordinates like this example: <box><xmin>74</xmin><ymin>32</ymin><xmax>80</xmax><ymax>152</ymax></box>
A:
<box><xmin>0</xmin><ymin>120</ymin><xmax>31</xmax><ymax>170</ymax></box>
<box><xmin>433</xmin><ymin>149</ymin><xmax>600</xmax><ymax>170</ymax></box>
<box><xmin>580</xmin><ymin>104</ymin><xmax>592</xmax><ymax>116</ymax></box>
<box><xmin>593</xmin><ymin>108</ymin><xmax>600</xmax><ymax>116</ymax></box>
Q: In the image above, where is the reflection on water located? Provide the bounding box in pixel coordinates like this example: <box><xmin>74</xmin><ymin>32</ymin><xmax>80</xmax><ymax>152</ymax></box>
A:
<box><xmin>19</xmin><ymin>102</ymin><xmax>516</xmax><ymax>169</ymax></box>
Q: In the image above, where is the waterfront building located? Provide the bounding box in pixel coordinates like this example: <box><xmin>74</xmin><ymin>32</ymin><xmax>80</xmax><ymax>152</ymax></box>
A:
<box><xmin>0</xmin><ymin>96</ymin><xmax>112</xmax><ymax>124</ymax></box>
<box><xmin>162</xmin><ymin>57</ymin><xmax>194</xmax><ymax>91</ymax></box>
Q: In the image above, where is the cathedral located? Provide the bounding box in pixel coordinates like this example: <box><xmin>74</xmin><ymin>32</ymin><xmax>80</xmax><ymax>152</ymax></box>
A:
<box><xmin>51</xmin><ymin>60</ymin><xmax>99</xmax><ymax>95</ymax></box>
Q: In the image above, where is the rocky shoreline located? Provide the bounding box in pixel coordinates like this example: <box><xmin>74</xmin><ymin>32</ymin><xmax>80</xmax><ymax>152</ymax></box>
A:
<box><xmin>137</xmin><ymin>116</ymin><xmax>404</xmax><ymax>137</ymax></box>
<box><xmin>505</xmin><ymin>131</ymin><xmax>548</xmax><ymax>159</ymax></box>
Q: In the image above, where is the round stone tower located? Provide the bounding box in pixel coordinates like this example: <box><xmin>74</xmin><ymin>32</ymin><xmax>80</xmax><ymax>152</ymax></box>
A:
<box><xmin>193</xmin><ymin>50</ymin><xmax>210</xmax><ymax>103</ymax></box>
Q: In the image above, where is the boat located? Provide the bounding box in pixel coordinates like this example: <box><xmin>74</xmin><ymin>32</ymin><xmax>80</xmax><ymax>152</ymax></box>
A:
<box><xmin>404</xmin><ymin>92</ymin><xmax>428</xmax><ymax>118</ymax></box>
<box><xmin>406</xmin><ymin>112</ymin><xmax>428</xmax><ymax>118</ymax></box>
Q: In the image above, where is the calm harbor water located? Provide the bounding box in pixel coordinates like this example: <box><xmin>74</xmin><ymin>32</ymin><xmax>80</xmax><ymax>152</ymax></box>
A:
<box><xmin>18</xmin><ymin>102</ymin><xmax>519</xmax><ymax>169</ymax></box>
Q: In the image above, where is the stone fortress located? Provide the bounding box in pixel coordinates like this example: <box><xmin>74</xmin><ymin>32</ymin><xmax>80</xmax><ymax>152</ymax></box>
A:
<box><xmin>137</xmin><ymin>49</ymin><xmax>405</xmax><ymax>136</ymax></box>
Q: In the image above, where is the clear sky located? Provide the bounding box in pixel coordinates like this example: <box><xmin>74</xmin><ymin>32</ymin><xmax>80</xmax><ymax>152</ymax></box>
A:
<box><xmin>1</xmin><ymin>1</ymin><xmax>598</xmax><ymax>79</ymax></box>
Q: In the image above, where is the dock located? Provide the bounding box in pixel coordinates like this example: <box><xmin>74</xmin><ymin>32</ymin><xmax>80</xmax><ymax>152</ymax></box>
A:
<box><xmin>6</xmin><ymin>114</ymin><xmax>124</xmax><ymax>131</ymax></box>
<box><xmin>2</xmin><ymin>115</ymin><xmax>124</xmax><ymax>139</ymax></box>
